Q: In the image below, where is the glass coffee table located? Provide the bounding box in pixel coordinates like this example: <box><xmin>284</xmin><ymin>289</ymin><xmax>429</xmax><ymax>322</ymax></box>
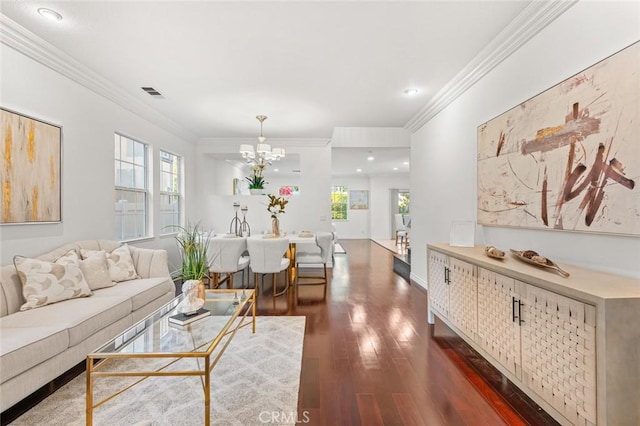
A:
<box><xmin>86</xmin><ymin>288</ymin><xmax>256</xmax><ymax>425</ymax></box>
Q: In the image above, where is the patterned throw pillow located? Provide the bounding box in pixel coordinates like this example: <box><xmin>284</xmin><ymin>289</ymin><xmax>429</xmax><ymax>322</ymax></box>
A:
<box><xmin>14</xmin><ymin>250</ymin><xmax>93</xmax><ymax>311</ymax></box>
<box><xmin>79</xmin><ymin>250</ymin><xmax>115</xmax><ymax>290</ymax></box>
<box><xmin>81</xmin><ymin>244</ymin><xmax>139</xmax><ymax>283</ymax></box>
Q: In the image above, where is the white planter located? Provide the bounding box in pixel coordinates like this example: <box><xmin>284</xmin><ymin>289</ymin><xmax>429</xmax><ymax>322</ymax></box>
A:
<box><xmin>249</xmin><ymin>189</ymin><xmax>263</xmax><ymax>195</ymax></box>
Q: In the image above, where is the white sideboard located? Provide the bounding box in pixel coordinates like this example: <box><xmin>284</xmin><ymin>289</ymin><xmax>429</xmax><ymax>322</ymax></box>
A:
<box><xmin>427</xmin><ymin>243</ymin><xmax>640</xmax><ymax>426</ymax></box>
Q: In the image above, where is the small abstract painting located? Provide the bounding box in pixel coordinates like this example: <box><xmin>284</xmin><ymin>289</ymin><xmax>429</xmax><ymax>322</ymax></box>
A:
<box><xmin>1</xmin><ymin>108</ymin><xmax>61</xmax><ymax>224</ymax></box>
<box><xmin>349</xmin><ymin>190</ymin><xmax>369</xmax><ymax>210</ymax></box>
<box><xmin>477</xmin><ymin>42</ymin><xmax>639</xmax><ymax>236</ymax></box>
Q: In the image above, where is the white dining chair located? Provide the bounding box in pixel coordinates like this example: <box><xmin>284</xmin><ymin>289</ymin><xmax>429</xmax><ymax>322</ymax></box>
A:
<box><xmin>207</xmin><ymin>236</ymin><xmax>250</xmax><ymax>289</ymax></box>
<box><xmin>246</xmin><ymin>237</ymin><xmax>290</xmax><ymax>297</ymax></box>
<box><xmin>295</xmin><ymin>232</ymin><xmax>333</xmax><ymax>299</ymax></box>
<box><xmin>395</xmin><ymin>214</ymin><xmax>408</xmax><ymax>246</ymax></box>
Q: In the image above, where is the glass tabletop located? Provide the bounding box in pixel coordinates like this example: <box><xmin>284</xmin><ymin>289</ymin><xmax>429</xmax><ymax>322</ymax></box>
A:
<box><xmin>91</xmin><ymin>288</ymin><xmax>255</xmax><ymax>356</ymax></box>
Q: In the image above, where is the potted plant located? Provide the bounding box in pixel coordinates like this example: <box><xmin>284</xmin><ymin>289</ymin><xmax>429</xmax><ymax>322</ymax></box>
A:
<box><xmin>169</xmin><ymin>222</ymin><xmax>211</xmax><ymax>298</ymax></box>
<box><xmin>245</xmin><ymin>166</ymin><xmax>267</xmax><ymax>195</ymax></box>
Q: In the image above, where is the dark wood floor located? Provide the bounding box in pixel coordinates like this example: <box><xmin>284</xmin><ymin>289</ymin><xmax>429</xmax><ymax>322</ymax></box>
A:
<box><xmin>255</xmin><ymin>239</ymin><xmax>557</xmax><ymax>426</ymax></box>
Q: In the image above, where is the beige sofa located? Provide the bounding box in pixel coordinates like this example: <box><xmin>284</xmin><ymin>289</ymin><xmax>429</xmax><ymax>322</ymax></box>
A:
<box><xmin>0</xmin><ymin>240</ymin><xmax>175</xmax><ymax>412</ymax></box>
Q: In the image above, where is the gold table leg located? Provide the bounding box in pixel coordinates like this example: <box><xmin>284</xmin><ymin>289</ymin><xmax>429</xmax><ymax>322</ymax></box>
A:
<box><xmin>86</xmin><ymin>358</ymin><xmax>93</xmax><ymax>426</ymax></box>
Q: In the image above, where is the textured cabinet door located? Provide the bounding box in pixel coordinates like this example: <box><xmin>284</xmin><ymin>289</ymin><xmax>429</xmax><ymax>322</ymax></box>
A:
<box><xmin>477</xmin><ymin>268</ymin><xmax>522</xmax><ymax>378</ymax></box>
<box><xmin>448</xmin><ymin>258</ymin><xmax>477</xmax><ymax>340</ymax></box>
<box><xmin>428</xmin><ymin>250</ymin><xmax>449</xmax><ymax>317</ymax></box>
<box><xmin>520</xmin><ymin>283</ymin><xmax>597</xmax><ymax>426</ymax></box>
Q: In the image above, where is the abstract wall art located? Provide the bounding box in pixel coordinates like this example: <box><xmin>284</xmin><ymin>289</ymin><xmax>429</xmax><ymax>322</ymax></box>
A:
<box><xmin>349</xmin><ymin>190</ymin><xmax>369</xmax><ymax>210</ymax></box>
<box><xmin>477</xmin><ymin>42</ymin><xmax>639</xmax><ymax>236</ymax></box>
<box><xmin>1</xmin><ymin>108</ymin><xmax>61</xmax><ymax>224</ymax></box>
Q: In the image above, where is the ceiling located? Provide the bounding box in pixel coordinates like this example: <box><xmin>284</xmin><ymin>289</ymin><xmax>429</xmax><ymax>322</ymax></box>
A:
<box><xmin>2</xmin><ymin>1</ymin><xmax>530</xmax><ymax>141</ymax></box>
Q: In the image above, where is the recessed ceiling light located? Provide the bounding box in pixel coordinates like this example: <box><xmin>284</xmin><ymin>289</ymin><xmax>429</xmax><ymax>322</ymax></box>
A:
<box><xmin>273</xmin><ymin>168</ymin><xmax>279</xmax><ymax>172</ymax></box>
<box><xmin>356</xmin><ymin>168</ymin><xmax>362</xmax><ymax>173</ymax></box>
<box><xmin>367</xmin><ymin>156</ymin><xmax>374</xmax><ymax>161</ymax></box>
<box><xmin>393</xmin><ymin>167</ymin><xmax>399</xmax><ymax>171</ymax></box>
<box><xmin>38</xmin><ymin>8</ymin><xmax>63</xmax><ymax>21</ymax></box>
<box><xmin>403</xmin><ymin>161</ymin><xmax>409</xmax><ymax>166</ymax></box>
<box><xmin>404</xmin><ymin>88</ymin><xmax>419</xmax><ymax>96</ymax></box>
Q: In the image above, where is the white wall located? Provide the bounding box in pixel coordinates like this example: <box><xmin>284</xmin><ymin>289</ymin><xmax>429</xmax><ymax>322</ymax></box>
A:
<box><xmin>330</xmin><ymin>174</ymin><xmax>409</xmax><ymax>239</ymax></box>
<box><xmin>0</xmin><ymin>44</ymin><xmax>197</xmax><ymax>267</ymax></box>
<box><xmin>197</xmin><ymin>143</ymin><xmax>332</xmax><ymax>236</ymax></box>
<box><xmin>410</xmin><ymin>1</ymin><xmax>640</xmax><ymax>288</ymax></box>
<box><xmin>331</xmin><ymin>176</ymin><xmax>370</xmax><ymax>239</ymax></box>
<box><xmin>370</xmin><ymin>175</ymin><xmax>410</xmax><ymax>240</ymax></box>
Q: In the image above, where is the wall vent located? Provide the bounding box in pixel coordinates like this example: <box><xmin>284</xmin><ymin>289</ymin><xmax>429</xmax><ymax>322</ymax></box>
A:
<box><xmin>141</xmin><ymin>87</ymin><xmax>163</xmax><ymax>96</ymax></box>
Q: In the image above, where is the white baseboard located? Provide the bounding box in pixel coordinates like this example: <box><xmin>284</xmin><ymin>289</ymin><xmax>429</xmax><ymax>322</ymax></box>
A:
<box><xmin>410</xmin><ymin>272</ymin><xmax>427</xmax><ymax>291</ymax></box>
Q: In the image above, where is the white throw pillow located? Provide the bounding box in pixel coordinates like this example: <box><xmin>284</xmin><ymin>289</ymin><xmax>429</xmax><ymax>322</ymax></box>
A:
<box><xmin>82</xmin><ymin>244</ymin><xmax>139</xmax><ymax>283</ymax></box>
<box><xmin>79</xmin><ymin>250</ymin><xmax>115</xmax><ymax>290</ymax></box>
<box><xmin>14</xmin><ymin>250</ymin><xmax>92</xmax><ymax>311</ymax></box>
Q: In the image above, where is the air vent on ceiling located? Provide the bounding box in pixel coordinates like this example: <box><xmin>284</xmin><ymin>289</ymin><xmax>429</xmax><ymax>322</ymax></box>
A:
<box><xmin>292</xmin><ymin>169</ymin><xmax>301</xmax><ymax>173</ymax></box>
<box><xmin>141</xmin><ymin>87</ymin><xmax>163</xmax><ymax>96</ymax></box>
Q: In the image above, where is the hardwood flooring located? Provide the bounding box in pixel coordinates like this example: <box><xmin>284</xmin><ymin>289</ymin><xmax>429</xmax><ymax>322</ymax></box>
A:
<box><xmin>255</xmin><ymin>239</ymin><xmax>558</xmax><ymax>425</ymax></box>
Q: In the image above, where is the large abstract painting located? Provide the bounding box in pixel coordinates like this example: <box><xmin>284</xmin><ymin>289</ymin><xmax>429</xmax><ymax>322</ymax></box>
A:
<box><xmin>1</xmin><ymin>108</ymin><xmax>61</xmax><ymax>224</ymax></box>
<box><xmin>477</xmin><ymin>42</ymin><xmax>639</xmax><ymax>236</ymax></box>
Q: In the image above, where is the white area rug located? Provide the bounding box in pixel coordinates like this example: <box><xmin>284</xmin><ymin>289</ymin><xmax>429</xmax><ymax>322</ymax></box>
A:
<box><xmin>334</xmin><ymin>243</ymin><xmax>346</xmax><ymax>254</ymax></box>
<box><xmin>12</xmin><ymin>316</ymin><xmax>306</xmax><ymax>426</ymax></box>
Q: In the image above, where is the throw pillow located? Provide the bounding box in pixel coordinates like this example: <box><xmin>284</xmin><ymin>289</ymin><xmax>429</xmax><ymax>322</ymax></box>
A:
<box><xmin>79</xmin><ymin>250</ymin><xmax>115</xmax><ymax>290</ymax></box>
<box><xmin>14</xmin><ymin>250</ymin><xmax>92</xmax><ymax>311</ymax></box>
<box><xmin>82</xmin><ymin>244</ymin><xmax>139</xmax><ymax>283</ymax></box>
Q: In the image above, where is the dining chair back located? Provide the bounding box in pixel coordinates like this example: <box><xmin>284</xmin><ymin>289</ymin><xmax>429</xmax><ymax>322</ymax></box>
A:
<box><xmin>295</xmin><ymin>232</ymin><xmax>333</xmax><ymax>299</ymax></box>
<box><xmin>246</xmin><ymin>237</ymin><xmax>290</xmax><ymax>296</ymax></box>
<box><xmin>395</xmin><ymin>214</ymin><xmax>408</xmax><ymax>246</ymax></box>
<box><xmin>207</xmin><ymin>237</ymin><xmax>249</xmax><ymax>288</ymax></box>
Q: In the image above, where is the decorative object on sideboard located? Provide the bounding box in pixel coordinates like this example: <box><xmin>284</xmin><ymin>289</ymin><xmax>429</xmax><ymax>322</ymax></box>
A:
<box><xmin>0</xmin><ymin>108</ymin><xmax>62</xmax><ymax>224</ymax></box>
<box><xmin>449</xmin><ymin>220</ymin><xmax>475</xmax><ymax>247</ymax></box>
<box><xmin>484</xmin><ymin>245</ymin><xmax>505</xmax><ymax>259</ymax></box>
<box><xmin>510</xmin><ymin>249</ymin><xmax>570</xmax><ymax>277</ymax></box>
<box><xmin>229</xmin><ymin>202</ymin><xmax>250</xmax><ymax>237</ymax></box>
<box><xmin>477</xmin><ymin>42</ymin><xmax>638</xmax><ymax>236</ymax></box>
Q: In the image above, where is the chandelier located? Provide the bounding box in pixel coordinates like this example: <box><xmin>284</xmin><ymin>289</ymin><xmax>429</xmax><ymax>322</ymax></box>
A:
<box><xmin>239</xmin><ymin>115</ymin><xmax>285</xmax><ymax>168</ymax></box>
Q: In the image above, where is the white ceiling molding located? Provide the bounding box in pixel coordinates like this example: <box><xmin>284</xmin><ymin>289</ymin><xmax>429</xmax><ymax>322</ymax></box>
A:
<box><xmin>404</xmin><ymin>0</ymin><xmax>578</xmax><ymax>133</ymax></box>
<box><xmin>0</xmin><ymin>15</ymin><xmax>197</xmax><ymax>143</ymax></box>
<box><xmin>197</xmin><ymin>137</ymin><xmax>330</xmax><ymax>152</ymax></box>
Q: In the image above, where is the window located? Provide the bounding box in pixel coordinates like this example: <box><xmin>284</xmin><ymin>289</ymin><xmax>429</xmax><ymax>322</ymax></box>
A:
<box><xmin>398</xmin><ymin>191</ymin><xmax>410</xmax><ymax>215</ymax></box>
<box><xmin>159</xmin><ymin>150</ymin><xmax>181</xmax><ymax>231</ymax></box>
<box><xmin>114</xmin><ymin>134</ymin><xmax>148</xmax><ymax>240</ymax></box>
<box><xmin>331</xmin><ymin>185</ymin><xmax>348</xmax><ymax>220</ymax></box>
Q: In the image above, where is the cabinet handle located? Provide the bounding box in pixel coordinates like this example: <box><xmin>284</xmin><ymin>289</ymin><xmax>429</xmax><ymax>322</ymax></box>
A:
<box><xmin>512</xmin><ymin>296</ymin><xmax>517</xmax><ymax>323</ymax></box>
<box><xmin>518</xmin><ymin>300</ymin><xmax>525</xmax><ymax>325</ymax></box>
<box><xmin>444</xmin><ymin>267</ymin><xmax>449</xmax><ymax>284</ymax></box>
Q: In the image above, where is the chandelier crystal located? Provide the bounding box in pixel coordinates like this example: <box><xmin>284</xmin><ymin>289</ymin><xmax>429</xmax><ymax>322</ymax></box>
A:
<box><xmin>239</xmin><ymin>115</ymin><xmax>285</xmax><ymax>169</ymax></box>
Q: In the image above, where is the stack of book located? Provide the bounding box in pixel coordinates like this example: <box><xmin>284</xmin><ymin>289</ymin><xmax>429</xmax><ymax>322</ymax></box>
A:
<box><xmin>168</xmin><ymin>308</ymin><xmax>210</xmax><ymax>326</ymax></box>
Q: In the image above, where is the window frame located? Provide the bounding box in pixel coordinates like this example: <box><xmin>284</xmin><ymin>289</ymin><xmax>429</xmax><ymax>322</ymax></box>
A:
<box><xmin>159</xmin><ymin>149</ymin><xmax>182</xmax><ymax>234</ymax></box>
<box><xmin>114</xmin><ymin>133</ymin><xmax>149</xmax><ymax>241</ymax></box>
<box><xmin>331</xmin><ymin>185</ymin><xmax>348</xmax><ymax>221</ymax></box>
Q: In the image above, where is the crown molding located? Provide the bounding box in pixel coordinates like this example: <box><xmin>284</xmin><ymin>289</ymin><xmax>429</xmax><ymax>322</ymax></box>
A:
<box><xmin>197</xmin><ymin>137</ymin><xmax>331</xmax><ymax>151</ymax></box>
<box><xmin>0</xmin><ymin>15</ymin><xmax>198</xmax><ymax>143</ymax></box>
<box><xmin>404</xmin><ymin>0</ymin><xmax>578</xmax><ymax>133</ymax></box>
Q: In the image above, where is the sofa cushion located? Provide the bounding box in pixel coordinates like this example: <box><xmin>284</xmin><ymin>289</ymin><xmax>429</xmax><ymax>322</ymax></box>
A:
<box><xmin>79</xmin><ymin>251</ymin><xmax>115</xmax><ymax>290</ymax></box>
<box><xmin>94</xmin><ymin>277</ymin><xmax>172</xmax><ymax>312</ymax></box>
<box><xmin>0</xmin><ymin>325</ymin><xmax>69</xmax><ymax>383</ymax></box>
<box><xmin>1</xmin><ymin>294</ymin><xmax>132</xmax><ymax>347</ymax></box>
<box><xmin>82</xmin><ymin>245</ymin><xmax>139</xmax><ymax>283</ymax></box>
<box><xmin>14</xmin><ymin>250</ymin><xmax>92</xmax><ymax>311</ymax></box>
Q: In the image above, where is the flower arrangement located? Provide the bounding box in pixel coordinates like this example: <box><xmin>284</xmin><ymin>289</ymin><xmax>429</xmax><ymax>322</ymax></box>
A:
<box><xmin>266</xmin><ymin>194</ymin><xmax>288</xmax><ymax>218</ymax></box>
<box><xmin>245</xmin><ymin>166</ymin><xmax>267</xmax><ymax>189</ymax></box>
